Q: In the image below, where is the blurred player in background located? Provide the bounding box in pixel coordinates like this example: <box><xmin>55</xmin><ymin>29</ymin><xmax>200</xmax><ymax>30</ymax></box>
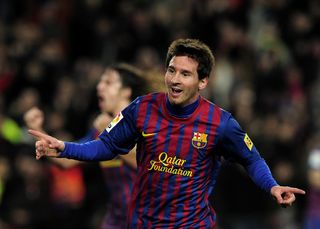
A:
<box><xmin>24</xmin><ymin>63</ymin><xmax>152</xmax><ymax>228</ymax></box>
<box><xmin>29</xmin><ymin>38</ymin><xmax>305</xmax><ymax>228</ymax></box>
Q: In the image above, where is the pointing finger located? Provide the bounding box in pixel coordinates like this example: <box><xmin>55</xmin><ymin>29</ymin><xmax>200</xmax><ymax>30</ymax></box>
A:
<box><xmin>28</xmin><ymin>129</ymin><xmax>50</xmax><ymax>140</ymax></box>
<box><xmin>290</xmin><ymin>188</ymin><xmax>306</xmax><ymax>195</ymax></box>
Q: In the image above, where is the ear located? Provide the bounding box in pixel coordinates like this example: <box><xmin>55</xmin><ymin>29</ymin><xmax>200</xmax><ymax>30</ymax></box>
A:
<box><xmin>198</xmin><ymin>77</ymin><xmax>209</xmax><ymax>90</ymax></box>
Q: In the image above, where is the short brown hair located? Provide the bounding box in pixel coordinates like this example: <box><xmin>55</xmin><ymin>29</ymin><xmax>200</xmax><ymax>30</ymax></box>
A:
<box><xmin>165</xmin><ymin>38</ymin><xmax>215</xmax><ymax>80</ymax></box>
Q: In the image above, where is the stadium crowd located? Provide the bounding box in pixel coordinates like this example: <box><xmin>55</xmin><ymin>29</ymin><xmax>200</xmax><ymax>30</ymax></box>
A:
<box><xmin>0</xmin><ymin>0</ymin><xmax>319</xmax><ymax>228</ymax></box>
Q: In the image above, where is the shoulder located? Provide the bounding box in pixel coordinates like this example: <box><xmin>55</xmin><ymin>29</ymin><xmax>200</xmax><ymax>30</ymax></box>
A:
<box><xmin>200</xmin><ymin>97</ymin><xmax>232</xmax><ymax>121</ymax></box>
<box><xmin>124</xmin><ymin>92</ymin><xmax>165</xmax><ymax>117</ymax></box>
<box><xmin>133</xmin><ymin>92</ymin><xmax>166</xmax><ymax>106</ymax></box>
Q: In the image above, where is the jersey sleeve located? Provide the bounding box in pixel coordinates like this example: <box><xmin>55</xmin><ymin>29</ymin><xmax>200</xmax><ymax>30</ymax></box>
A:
<box><xmin>59</xmin><ymin>98</ymin><xmax>141</xmax><ymax>161</ymax></box>
<box><xmin>219</xmin><ymin>114</ymin><xmax>278</xmax><ymax>193</ymax></box>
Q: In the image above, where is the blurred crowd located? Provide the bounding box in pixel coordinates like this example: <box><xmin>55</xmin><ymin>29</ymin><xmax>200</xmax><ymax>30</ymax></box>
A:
<box><xmin>0</xmin><ymin>0</ymin><xmax>319</xmax><ymax>228</ymax></box>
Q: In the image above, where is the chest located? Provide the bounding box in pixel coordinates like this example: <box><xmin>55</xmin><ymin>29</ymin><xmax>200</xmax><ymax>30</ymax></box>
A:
<box><xmin>138</xmin><ymin>116</ymin><xmax>221</xmax><ymax>164</ymax></box>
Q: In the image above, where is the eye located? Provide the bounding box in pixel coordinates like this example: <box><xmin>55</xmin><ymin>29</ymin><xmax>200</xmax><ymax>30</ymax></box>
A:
<box><xmin>181</xmin><ymin>71</ymin><xmax>191</xmax><ymax>77</ymax></box>
<box><xmin>167</xmin><ymin>67</ymin><xmax>175</xmax><ymax>74</ymax></box>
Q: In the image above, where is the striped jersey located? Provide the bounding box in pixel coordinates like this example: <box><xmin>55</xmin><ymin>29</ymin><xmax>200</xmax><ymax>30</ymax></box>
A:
<box><xmin>62</xmin><ymin>92</ymin><xmax>277</xmax><ymax>228</ymax></box>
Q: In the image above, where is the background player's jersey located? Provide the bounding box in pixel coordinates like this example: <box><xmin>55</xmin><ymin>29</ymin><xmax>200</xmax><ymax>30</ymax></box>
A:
<box><xmin>97</xmin><ymin>92</ymin><xmax>277</xmax><ymax>228</ymax></box>
<box><xmin>84</xmin><ymin>128</ymin><xmax>136</xmax><ymax>228</ymax></box>
<box><xmin>99</xmin><ymin>158</ymin><xmax>136</xmax><ymax>228</ymax></box>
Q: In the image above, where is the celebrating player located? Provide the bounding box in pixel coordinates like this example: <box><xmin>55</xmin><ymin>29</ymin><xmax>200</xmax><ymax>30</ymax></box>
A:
<box><xmin>29</xmin><ymin>38</ymin><xmax>305</xmax><ymax>228</ymax></box>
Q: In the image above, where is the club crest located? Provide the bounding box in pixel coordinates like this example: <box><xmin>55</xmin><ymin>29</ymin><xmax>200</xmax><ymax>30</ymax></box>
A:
<box><xmin>192</xmin><ymin>132</ymin><xmax>208</xmax><ymax>149</ymax></box>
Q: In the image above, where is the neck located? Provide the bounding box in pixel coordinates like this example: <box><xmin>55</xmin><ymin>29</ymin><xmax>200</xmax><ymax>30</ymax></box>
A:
<box><xmin>166</xmin><ymin>96</ymin><xmax>200</xmax><ymax>118</ymax></box>
<box><xmin>114</xmin><ymin>99</ymin><xmax>130</xmax><ymax>115</ymax></box>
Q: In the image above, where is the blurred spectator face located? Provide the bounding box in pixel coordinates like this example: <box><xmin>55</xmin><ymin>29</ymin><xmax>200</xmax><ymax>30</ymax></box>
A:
<box><xmin>96</xmin><ymin>69</ymin><xmax>123</xmax><ymax>114</ymax></box>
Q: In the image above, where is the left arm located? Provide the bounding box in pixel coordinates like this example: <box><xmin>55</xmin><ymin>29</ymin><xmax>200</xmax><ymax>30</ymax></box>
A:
<box><xmin>220</xmin><ymin>115</ymin><xmax>305</xmax><ymax>207</ymax></box>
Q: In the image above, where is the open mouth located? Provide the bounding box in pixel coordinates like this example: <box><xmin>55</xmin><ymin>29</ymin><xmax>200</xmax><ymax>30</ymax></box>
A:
<box><xmin>171</xmin><ymin>87</ymin><xmax>183</xmax><ymax>97</ymax></box>
<box><xmin>97</xmin><ymin>94</ymin><xmax>105</xmax><ymax>107</ymax></box>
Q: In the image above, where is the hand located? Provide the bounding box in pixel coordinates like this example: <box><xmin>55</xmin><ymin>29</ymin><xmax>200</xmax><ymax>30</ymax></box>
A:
<box><xmin>271</xmin><ymin>185</ymin><xmax>306</xmax><ymax>207</ymax></box>
<box><xmin>28</xmin><ymin>129</ymin><xmax>65</xmax><ymax>160</ymax></box>
<box><xmin>24</xmin><ymin>107</ymin><xmax>44</xmax><ymax>131</ymax></box>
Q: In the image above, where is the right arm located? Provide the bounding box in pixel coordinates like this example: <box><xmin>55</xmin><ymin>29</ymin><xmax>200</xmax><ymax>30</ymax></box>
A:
<box><xmin>29</xmin><ymin>98</ymin><xmax>141</xmax><ymax>162</ymax></box>
<box><xmin>28</xmin><ymin>129</ymin><xmax>117</xmax><ymax>161</ymax></box>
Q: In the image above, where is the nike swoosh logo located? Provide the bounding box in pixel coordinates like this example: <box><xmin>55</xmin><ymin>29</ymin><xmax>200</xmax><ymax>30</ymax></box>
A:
<box><xmin>142</xmin><ymin>131</ymin><xmax>157</xmax><ymax>137</ymax></box>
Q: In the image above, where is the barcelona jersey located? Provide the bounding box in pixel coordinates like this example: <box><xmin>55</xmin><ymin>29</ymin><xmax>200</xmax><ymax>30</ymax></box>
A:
<box><xmin>62</xmin><ymin>92</ymin><xmax>277</xmax><ymax>228</ymax></box>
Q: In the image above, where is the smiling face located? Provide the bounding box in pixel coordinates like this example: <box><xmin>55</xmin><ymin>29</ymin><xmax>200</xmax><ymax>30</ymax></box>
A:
<box><xmin>165</xmin><ymin>56</ymin><xmax>208</xmax><ymax>107</ymax></box>
<box><xmin>96</xmin><ymin>69</ymin><xmax>123</xmax><ymax>114</ymax></box>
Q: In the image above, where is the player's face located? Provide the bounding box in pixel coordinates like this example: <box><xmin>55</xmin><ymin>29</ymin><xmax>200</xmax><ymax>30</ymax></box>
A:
<box><xmin>165</xmin><ymin>56</ymin><xmax>208</xmax><ymax>107</ymax></box>
<box><xmin>96</xmin><ymin>69</ymin><xmax>123</xmax><ymax>114</ymax></box>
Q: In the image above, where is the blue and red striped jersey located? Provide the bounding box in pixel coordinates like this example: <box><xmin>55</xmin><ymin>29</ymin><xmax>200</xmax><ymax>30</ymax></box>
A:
<box><xmin>62</xmin><ymin>92</ymin><xmax>277</xmax><ymax>228</ymax></box>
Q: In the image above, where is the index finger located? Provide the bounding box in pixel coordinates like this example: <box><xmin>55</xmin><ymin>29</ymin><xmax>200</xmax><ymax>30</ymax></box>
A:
<box><xmin>287</xmin><ymin>187</ymin><xmax>306</xmax><ymax>195</ymax></box>
<box><xmin>28</xmin><ymin>129</ymin><xmax>51</xmax><ymax>140</ymax></box>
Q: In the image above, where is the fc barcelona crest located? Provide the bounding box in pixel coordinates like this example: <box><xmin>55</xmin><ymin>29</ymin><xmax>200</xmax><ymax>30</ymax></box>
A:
<box><xmin>192</xmin><ymin>132</ymin><xmax>208</xmax><ymax>149</ymax></box>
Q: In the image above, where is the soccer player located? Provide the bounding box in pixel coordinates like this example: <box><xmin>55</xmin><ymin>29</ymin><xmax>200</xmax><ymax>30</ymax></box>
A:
<box><xmin>25</xmin><ymin>63</ymin><xmax>149</xmax><ymax>228</ymax></box>
<box><xmin>29</xmin><ymin>38</ymin><xmax>305</xmax><ymax>228</ymax></box>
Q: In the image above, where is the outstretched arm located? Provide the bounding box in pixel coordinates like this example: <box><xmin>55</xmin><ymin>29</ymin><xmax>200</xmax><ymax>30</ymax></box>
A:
<box><xmin>221</xmin><ymin>115</ymin><xmax>306</xmax><ymax>207</ymax></box>
<box><xmin>29</xmin><ymin>129</ymin><xmax>117</xmax><ymax>161</ymax></box>
<box><xmin>246</xmin><ymin>159</ymin><xmax>306</xmax><ymax>207</ymax></box>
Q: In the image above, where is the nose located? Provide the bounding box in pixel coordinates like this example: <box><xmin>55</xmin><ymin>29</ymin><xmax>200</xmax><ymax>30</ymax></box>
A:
<box><xmin>170</xmin><ymin>72</ymin><xmax>181</xmax><ymax>84</ymax></box>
